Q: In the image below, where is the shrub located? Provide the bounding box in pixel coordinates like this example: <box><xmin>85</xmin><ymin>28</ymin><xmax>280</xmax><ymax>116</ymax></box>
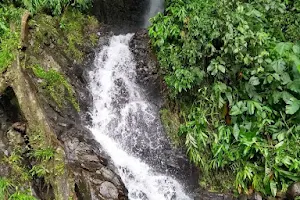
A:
<box><xmin>149</xmin><ymin>0</ymin><xmax>300</xmax><ymax>196</ymax></box>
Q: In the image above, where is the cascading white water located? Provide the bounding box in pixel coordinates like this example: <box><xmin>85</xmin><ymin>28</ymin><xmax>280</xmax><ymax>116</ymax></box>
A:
<box><xmin>88</xmin><ymin>34</ymin><xmax>192</xmax><ymax>200</ymax></box>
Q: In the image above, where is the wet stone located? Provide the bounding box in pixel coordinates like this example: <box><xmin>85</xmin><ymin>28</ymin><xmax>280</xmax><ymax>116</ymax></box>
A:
<box><xmin>99</xmin><ymin>181</ymin><xmax>119</xmax><ymax>199</ymax></box>
<box><xmin>97</xmin><ymin>167</ymin><xmax>116</xmax><ymax>180</ymax></box>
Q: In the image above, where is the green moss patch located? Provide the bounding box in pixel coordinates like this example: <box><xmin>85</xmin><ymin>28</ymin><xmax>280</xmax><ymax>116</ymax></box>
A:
<box><xmin>31</xmin><ymin>64</ymin><xmax>80</xmax><ymax>111</ymax></box>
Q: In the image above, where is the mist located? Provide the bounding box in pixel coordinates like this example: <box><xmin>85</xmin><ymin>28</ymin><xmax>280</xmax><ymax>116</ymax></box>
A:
<box><xmin>143</xmin><ymin>0</ymin><xmax>164</xmax><ymax>27</ymax></box>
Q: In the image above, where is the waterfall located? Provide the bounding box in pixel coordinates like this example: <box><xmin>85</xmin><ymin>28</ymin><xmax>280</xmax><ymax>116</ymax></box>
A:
<box><xmin>88</xmin><ymin>34</ymin><xmax>192</xmax><ymax>200</ymax></box>
<box><xmin>143</xmin><ymin>0</ymin><xmax>164</xmax><ymax>27</ymax></box>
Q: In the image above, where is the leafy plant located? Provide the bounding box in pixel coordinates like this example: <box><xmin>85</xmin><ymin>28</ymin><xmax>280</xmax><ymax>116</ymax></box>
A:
<box><xmin>0</xmin><ymin>177</ymin><xmax>13</xmax><ymax>199</ymax></box>
<box><xmin>20</xmin><ymin>0</ymin><xmax>92</xmax><ymax>15</ymax></box>
<box><xmin>150</xmin><ymin>0</ymin><xmax>300</xmax><ymax>196</ymax></box>
<box><xmin>31</xmin><ymin>147</ymin><xmax>55</xmax><ymax>161</ymax></box>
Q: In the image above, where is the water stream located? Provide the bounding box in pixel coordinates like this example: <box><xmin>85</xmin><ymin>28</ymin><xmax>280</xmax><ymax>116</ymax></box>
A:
<box><xmin>88</xmin><ymin>34</ymin><xmax>192</xmax><ymax>200</ymax></box>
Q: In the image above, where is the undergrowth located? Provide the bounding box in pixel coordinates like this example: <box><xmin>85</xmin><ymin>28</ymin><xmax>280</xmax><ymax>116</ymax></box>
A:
<box><xmin>150</xmin><ymin>0</ymin><xmax>300</xmax><ymax>197</ymax></box>
<box><xmin>0</xmin><ymin>5</ymin><xmax>23</xmax><ymax>73</ymax></box>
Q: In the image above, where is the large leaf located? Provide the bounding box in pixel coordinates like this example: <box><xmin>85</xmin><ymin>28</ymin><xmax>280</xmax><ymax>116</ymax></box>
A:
<box><xmin>286</xmin><ymin>98</ymin><xmax>300</xmax><ymax>115</ymax></box>
<box><xmin>287</xmin><ymin>80</ymin><xmax>300</xmax><ymax>93</ymax></box>
<box><xmin>270</xmin><ymin>181</ymin><xmax>277</xmax><ymax>197</ymax></box>
<box><xmin>271</xmin><ymin>59</ymin><xmax>286</xmax><ymax>73</ymax></box>
<box><xmin>249</xmin><ymin>76</ymin><xmax>260</xmax><ymax>86</ymax></box>
<box><xmin>275</xmin><ymin>42</ymin><xmax>293</xmax><ymax>55</ymax></box>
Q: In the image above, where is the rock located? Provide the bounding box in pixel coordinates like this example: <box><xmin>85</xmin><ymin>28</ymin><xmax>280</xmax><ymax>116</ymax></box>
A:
<box><xmin>252</xmin><ymin>192</ymin><xmax>263</xmax><ymax>200</ymax></box>
<box><xmin>97</xmin><ymin>167</ymin><xmax>116</xmax><ymax>180</ymax></box>
<box><xmin>286</xmin><ymin>182</ymin><xmax>300</xmax><ymax>200</ymax></box>
<box><xmin>99</xmin><ymin>181</ymin><xmax>119</xmax><ymax>199</ymax></box>
<box><xmin>92</xmin><ymin>0</ymin><xmax>149</xmax><ymax>29</ymax></box>
<box><xmin>129</xmin><ymin>29</ymin><xmax>161</xmax><ymax>104</ymax></box>
<box><xmin>7</xmin><ymin>129</ymin><xmax>24</xmax><ymax>146</ymax></box>
<box><xmin>239</xmin><ymin>194</ymin><xmax>248</xmax><ymax>200</ymax></box>
<box><xmin>12</xmin><ymin>122</ymin><xmax>26</xmax><ymax>133</ymax></box>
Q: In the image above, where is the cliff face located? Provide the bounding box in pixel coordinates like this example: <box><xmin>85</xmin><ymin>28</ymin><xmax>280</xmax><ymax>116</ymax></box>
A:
<box><xmin>91</xmin><ymin>0</ymin><xmax>149</xmax><ymax>29</ymax></box>
<box><xmin>0</xmin><ymin>12</ymin><xmax>128</xmax><ymax>200</ymax></box>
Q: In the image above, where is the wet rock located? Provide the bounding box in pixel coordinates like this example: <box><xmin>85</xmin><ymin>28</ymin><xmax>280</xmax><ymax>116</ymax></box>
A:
<box><xmin>286</xmin><ymin>182</ymin><xmax>300</xmax><ymax>200</ymax></box>
<box><xmin>252</xmin><ymin>192</ymin><xmax>263</xmax><ymax>200</ymax></box>
<box><xmin>92</xmin><ymin>0</ymin><xmax>149</xmax><ymax>29</ymax></box>
<box><xmin>99</xmin><ymin>181</ymin><xmax>119</xmax><ymax>199</ymax></box>
<box><xmin>97</xmin><ymin>167</ymin><xmax>116</xmax><ymax>181</ymax></box>
<box><xmin>129</xmin><ymin>29</ymin><xmax>161</xmax><ymax>106</ymax></box>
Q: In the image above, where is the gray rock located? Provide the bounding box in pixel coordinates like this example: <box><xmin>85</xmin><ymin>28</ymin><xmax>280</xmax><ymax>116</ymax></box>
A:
<box><xmin>97</xmin><ymin>167</ymin><xmax>116</xmax><ymax>180</ymax></box>
<box><xmin>99</xmin><ymin>181</ymin><xmax>119</xmax><ymax>199</ymax></box>
<box><xmin>252</xmin><ymin>192</ymin><xmax>263</xmax><ymax>200</ymax></box>
<box><xmin>287</xmin><ymin>182</ymin><xmax>300</xmax><ymax>200</ymax></box>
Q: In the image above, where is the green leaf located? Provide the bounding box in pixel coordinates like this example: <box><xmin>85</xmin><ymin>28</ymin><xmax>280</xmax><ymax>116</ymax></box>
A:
<box><xmin>286</xmin><ymin>98</ymin><xmax>300</xmax><ymax>115</ymax></box>
<box><xmin>293</xmin><ymin>45</ymin><xmax>300</xmax><ymax>54</ymax></box>
<box><xmin>218</xmin><ymin>64</ymin><xmax>226</xmax><ymax>73</ymax></box>
<box><xmin>249</xmin><ymin>76</ymin><xmax>260</xmax><ymax>86</ymax></box>
<box><xmin>230</xmin><ymin>105</ymin><xmax>242</xmax><ymax>116</ymax></box>
<box><xmin>275</xmin><ymin>42</ymin><xmax>293</xmax><ymax>55</ymax></box>
<box><xmin>233</xmin><ymin>124</ymin><xmax>239</xmax><ymax>140</ymax></box>
<box><xmin>247</xmin><ymin>101</ymin><xmax>255</xmax><ymax>115</ymax></box>
<box><xmin>271</xmin><ymin>59</ymin><xmax>286</xmax><ymax>73</ymax></box>
<box><xmin>270</xmin><ymin>181</ymin><xmax>277</xmax><ymax>197</ymax></box>
<box><xmin>288</xmin><ymin>80</ymin><xmax>300</xmax><ymax>93</ymax></box>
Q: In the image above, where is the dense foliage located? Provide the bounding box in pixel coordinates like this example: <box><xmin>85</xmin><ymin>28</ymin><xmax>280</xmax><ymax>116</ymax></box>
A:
<box><xmin>150</xmin><ymin>0</ymin><xmax>300</xmax><ymax>196</ymax></box>
<box><xmin>2</xmin><ymin>0</ymin><xmax>92</xmax><ymax>15</ymax></box>
<box><xmin>0</xmin><ymin>5</ymin><xmax>23</xmax><ymax>72</ymax></box>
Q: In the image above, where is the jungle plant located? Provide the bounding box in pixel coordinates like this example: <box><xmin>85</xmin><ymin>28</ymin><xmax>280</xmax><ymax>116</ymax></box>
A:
<box><xmin>149</xmin><ymin>0</ymin><xmax>300</xmax><ymax>196</ymax></box>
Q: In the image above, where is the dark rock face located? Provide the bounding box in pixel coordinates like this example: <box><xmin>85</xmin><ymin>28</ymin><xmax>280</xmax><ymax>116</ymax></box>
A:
<box><xmin>129</xmin><ymin>29</ymin><xmax>161</xmax><ymax>104</ymax></box>
<box><xmin>92</xmin><ymin>0</ymin><xmax>149</xmax><ymax>30</ymax></box>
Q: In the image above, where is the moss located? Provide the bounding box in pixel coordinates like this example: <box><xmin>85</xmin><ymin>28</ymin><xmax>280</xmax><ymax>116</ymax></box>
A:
<box><xmin>199</xmin><ymin>170</ymin><xmax>235</xmax><ymax>194</ymax></box>
<box><xmin>30</xmin><ymin>64</ymin><xmax>80</xmax><ymax>111</ymax></box>
<box><xmin>160</xmin><ymin>108</ymin><xmax>182</xmax><ymax>147</ymax></box>
<box><xmin>29</xmin><ymin>14</ymin><xmax>60</xmax><ymax>54</ymax></box>
<box><xmin>59</xmin><ymin>9</ymin><xmax>99</xmax><ymax>62</ymax></box>
<box><xmin>30</xmin><ymin>11</ymin><xmax>99</xmax><ymax>63</ymax></box>
<box><xmin>89</xmin><ymin>33</ymin><xmax>99</xmax><ymax>46</ymax></box>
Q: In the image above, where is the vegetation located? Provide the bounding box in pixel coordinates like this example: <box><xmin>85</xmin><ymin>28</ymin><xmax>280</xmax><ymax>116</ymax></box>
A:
<box><xmin>31</xmin><ymin>64</ymin><xmax>80</xmax><ymax>111</ymax></box>
<box><xmin>0</xmin><ymin>5</ymin><xmax>23</xmax><ymax>72</ymax></box>
<box><xmin>150</xmin><ymin>0</ymin><xmax>300</xmax><ymax>197</ymax></box>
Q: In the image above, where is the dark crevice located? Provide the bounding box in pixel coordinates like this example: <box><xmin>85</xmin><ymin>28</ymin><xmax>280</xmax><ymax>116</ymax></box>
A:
<box><xmin>32</xmin><ymin>177</ymin><xmax>55</xmax><ymax>200</ymax></box>
<box><xmin>75</xmin><ymin>183</ymin><xmax>84</xmax><ymax>200</ymax></box>
<box><xmin>0</xmin><ymin>87</ymin><xmax>24</xmax><ymax>124</ymax></box>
